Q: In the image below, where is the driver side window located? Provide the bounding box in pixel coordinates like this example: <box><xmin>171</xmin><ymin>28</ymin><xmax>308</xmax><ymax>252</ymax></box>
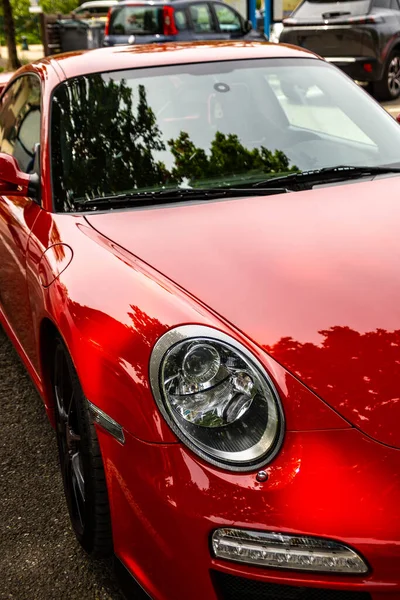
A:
<box><xmin>214</xmin><ymin>4</ymin><xmax>242</xmax><ymax>32</ymax></box>
<box><xmin>0</xmin><ymin>75</ymin><xmax>41</xmax><ymax>173</ymax></box>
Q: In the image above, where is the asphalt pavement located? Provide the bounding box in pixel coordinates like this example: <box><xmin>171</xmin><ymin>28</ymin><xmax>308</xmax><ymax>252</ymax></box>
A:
<box><xmin>381</xmin><ymin>98</ymin><xmax>400</xmax><ymax>118</ymax></box>
<box><xmin>0</xmin><ymin>325</ymin><xmax>125</xmax><ymax>600</ymax></box>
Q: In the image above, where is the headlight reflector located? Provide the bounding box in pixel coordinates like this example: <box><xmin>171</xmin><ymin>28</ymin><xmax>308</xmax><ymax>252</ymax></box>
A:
<box><xmin>182</xmin><ymin>343</ymin><xmax>221</xmax><ymax>385</ymax></box>
<box><xmin>150</xmin><ymin>326</ymin><xmax>284</xmax><ymax>470</ymax></box>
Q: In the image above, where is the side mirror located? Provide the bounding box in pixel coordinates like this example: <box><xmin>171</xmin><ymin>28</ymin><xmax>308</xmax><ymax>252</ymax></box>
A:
<box><xmin>244</xmin><ymin>19</ymin><xmax>253</xmax><ymax>33</ymax></box>
<box><xmin>0</xmin><ymin>153</ymin><xmax>39</xmax><ymax>198</ymax></box>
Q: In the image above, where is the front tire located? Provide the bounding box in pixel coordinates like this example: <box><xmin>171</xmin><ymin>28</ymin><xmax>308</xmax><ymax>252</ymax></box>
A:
<box><xmin>52</xmin><ymin>337</ymin><xmax>113</xmax><ymax>557</ymax></box>
<box><xmin>372</xmin><ymin>51</ymin><xmax>400</xmax><ymax>101</ymax></box>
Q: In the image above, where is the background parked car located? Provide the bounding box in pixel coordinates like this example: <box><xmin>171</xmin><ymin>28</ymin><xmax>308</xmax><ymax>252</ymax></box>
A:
<box><xmin>103</xmin><ymin>0</ymin><xmax>260</xmax><ymax>46</ymax></box>
<box><xmin>72</xmin><ymin>0</ymin><xmax>117</xmax><ymax>20</ymax></box>
<box><xmin>279</xmin><ymin>0</ymin><xmax>400</xmax><ymax>101</ymax></box>
<box><xmin>256</xmin><ymin>10</ymin><xmax>283</xmax><ymax>41</ymax></box>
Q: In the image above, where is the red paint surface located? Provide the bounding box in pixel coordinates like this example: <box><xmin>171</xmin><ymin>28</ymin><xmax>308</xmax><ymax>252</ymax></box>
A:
<box><xmin>87</xmin><ymin>176</ymin><xmax>400</xmax><ymax>450</ymax></box>
<box><xmin>100</xmin><ymin>426</ymin><xmax>400</xmax><ymax>600</ymax></box>
<box><xmin>1</xmin><ymin>42</ymin><xmax>400</xmax><ymax>600</ymax></box>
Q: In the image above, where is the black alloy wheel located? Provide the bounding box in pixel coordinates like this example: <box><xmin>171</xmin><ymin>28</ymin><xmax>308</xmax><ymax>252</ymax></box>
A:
<box><xmin>53</xmin><ymin>337</ymin><xmax>113</xmax><ymax>557</ymax></box>
<box><xmin>373</xmin><ymin>50</ymin><xmax>400</xmax><ymax>101</ymax></box>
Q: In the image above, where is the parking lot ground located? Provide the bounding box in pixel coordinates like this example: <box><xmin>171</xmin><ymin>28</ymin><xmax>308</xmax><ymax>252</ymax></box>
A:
<box><xmin>0</xmin><ymin>45</ymin><xmax>45</xmax><ymax>72</ymax></box>
<box><xmin>381</xmin><ymin>98</ymin><xmax>400</xmax><ymax>118</ymax></box>
<box><xmin>0</xmin><ymin>325</ymin><xmax>125</xmax><ymax>600</ymax></box>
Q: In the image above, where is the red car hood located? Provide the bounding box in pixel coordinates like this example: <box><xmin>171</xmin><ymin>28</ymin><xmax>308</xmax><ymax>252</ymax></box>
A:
<box><xmin>86</xmin><ymin>177</ymin><xmax>400</xmax><ymax>448</ymax></box>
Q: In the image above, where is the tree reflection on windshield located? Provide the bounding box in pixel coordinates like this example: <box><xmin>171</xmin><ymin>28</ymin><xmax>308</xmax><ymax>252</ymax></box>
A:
<box><xmin>168</xmin><ymin>131</ymin><xmax>294</xmax><ymax>183</ymax></box>
<box><xmin>51</xmin><ymin>75</ymin><xmax>297</xmax><ymax>212</ymax></box>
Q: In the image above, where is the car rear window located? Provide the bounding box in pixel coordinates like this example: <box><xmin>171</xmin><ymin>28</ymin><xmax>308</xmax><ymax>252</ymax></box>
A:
<box><xmin>76</xmin><ymin>6</ymin><xmax>111</xmax><ymax>15</ymax></box>
<box><xmin>109</xmin><ymin>5</ymin><xmax>162</xmax><ymax>35</ymax></box>
<box><xmin>293</xmin><ymin>0</ymin><xmax>371</xmax><ymax>18</ymax></box>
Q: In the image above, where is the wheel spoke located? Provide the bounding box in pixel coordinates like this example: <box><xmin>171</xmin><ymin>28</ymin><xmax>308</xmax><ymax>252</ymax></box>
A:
<box><xmin>388</xmin><ymin>57</ymin><xmax>400</xmax><ymax>96</ymax></box>
<box><xmin>71</xmin><ymin>452</ymin><xmax>85</xmax><ymax>502</ymax></box>
<box><xmin>55</xmin><ymin>352</ymin><xmax>68</xmax><ymax>422</ymax></box>
<box><xmin>71</xmin><ymin>453</ymin><xmax>85</xmax><ymax>529</ymax></box>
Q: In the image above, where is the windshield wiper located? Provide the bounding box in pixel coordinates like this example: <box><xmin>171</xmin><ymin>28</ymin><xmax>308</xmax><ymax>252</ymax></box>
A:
<box><xmin>253</xmin><ymin>165</ymin><xmax>400</xmax><ymax>190</ymax></box>
<box><xmin>74</xmin><ymin>186</ymin><xmax>289</xmax><ymax>210</ymax></box>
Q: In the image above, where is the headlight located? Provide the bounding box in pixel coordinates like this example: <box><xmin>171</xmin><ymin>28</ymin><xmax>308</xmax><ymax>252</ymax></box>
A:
<box><xmin>149</xmin><ymin>326</ymin><xmax>284</xmax><ymax>471</ymax></box>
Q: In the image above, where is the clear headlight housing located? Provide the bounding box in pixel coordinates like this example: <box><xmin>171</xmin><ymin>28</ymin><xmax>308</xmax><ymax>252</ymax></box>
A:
<box><xmin>149</xmin><ymin>326</ymin><xmax>284</xmax><ymax>471</ymax></box>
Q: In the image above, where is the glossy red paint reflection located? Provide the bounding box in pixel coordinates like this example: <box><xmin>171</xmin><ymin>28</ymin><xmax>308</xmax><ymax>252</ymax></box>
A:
<box><xmin>99</xmin><ymin>425</ymin><xmax>400</xmax><ymax>600</ymax></box>
<box><xmin>87</xmin><ymin>176</ymin><xmax>400</xmax><ymax>449</ymax></box>
<box><xmin>0</xmin><ymin>153</ymin><xmax>32</xmax><ymax>193</ymax></box>
<box><xmin>38</xmin><ymin>244</ymin><xmax>73</xmax><ymax>287</ymax></box>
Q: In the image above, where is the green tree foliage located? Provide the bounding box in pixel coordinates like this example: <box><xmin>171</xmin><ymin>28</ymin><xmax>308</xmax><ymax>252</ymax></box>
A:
<box><xmin>0</xmin><ymin>0</ymin><xmax>79</xmax><ymax>45</ymax></box>
<box><xmin>51</xmin><ymin>75</ymin><xmax>297</xmax><ymax>211</ymax></box>
<box><xmin>8</xmin><ymin>0</ymin><xmax>35</xmax><ymax>43</ymax></box>
<box><xmin>265</xmin><ymin>325</ymin><xmax>400</xmax><ymax>420</ymax></box>
<box><xmin>40</xmin><ymin>0</ymin><xmax>78</xmax><ymax>14</ymax></box>
<box><xmin>52</xmin><ymin>76</ymin><xmax>170</xmax><ymax>209</ymax></box>
<box><xmin>1</xmin><ymin>0</ymin><xmax>20</xmax><ymax>69</ymax></box>
<box><xmin>168</xmin><ymin>131</ymin><xmax>297</xmax><ymax>183</ymax></box>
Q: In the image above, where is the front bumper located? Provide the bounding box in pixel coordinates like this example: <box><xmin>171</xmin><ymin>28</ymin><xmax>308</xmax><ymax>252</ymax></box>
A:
<box><xmin>98</xmin><ymin>426</ymin><xmax>400</xmax><ymax>600</ymax></box>
<box><xmin>324</xmin><ymin>57</ymin><xmax>382</xmax><ymax>83</ymax></box>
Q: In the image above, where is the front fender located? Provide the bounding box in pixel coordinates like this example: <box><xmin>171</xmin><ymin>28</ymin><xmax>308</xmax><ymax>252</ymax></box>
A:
<box><xmin>28</xmin><ymin>215</ymin><xmax>349</xmax><ymax>445</ymax></box>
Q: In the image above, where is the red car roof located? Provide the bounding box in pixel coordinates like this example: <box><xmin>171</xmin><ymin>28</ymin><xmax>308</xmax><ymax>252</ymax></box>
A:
<box><xmin>48</xmin><ymin>41</ymin><xmax>317</xmax><ymax>79</ymax></box>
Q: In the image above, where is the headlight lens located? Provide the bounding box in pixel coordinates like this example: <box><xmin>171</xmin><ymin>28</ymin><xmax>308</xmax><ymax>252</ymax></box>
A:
<box><xmin>149</xmin><ymin>326</ymin><xmax>284</xmax><ymax>471</ymax></box>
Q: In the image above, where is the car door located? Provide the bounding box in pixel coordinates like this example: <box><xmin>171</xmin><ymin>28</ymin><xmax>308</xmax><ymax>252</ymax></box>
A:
<box><xmin>187</xmin><ymin>2</ymin><xmax>224</xmax><ymax>40</ymax></box>
<box><xmin>0</xmin><ymin>74</ymin><xmax>42</xmax><ymax>366</ymax></box>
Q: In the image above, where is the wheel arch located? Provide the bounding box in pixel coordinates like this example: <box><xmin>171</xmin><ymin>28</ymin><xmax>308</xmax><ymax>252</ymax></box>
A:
<box><xmin>373</xmin><ymin>43</ymin><xmax>400</xmax><ymax>101</ymax></box>
<box><xmin>38</xmin><ymin>317</ymin><xmax>65</xmax><ymax>426</ymax></box>
<box><xmin>387</xmin><ymin>40</ymin><xmax>400</xmax><ymax>58</ymax></box>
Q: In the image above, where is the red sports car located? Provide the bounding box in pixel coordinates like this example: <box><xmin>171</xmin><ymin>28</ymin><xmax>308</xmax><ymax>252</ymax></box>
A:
<box><xmin>1</xmin><ymin>41</ymin><xmax>400</xmax><ymax>600</ymax></box>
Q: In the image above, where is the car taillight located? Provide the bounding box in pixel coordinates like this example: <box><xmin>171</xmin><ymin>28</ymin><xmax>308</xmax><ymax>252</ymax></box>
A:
<box><xmin>104</xmin><ymin>7</ymin><xmax>113</xmax><ymax>35</ymax></box>
<box><xmin>163</xmin><ymin>6</ymin><xmax>178</xmax><ymax>36</ymax></box>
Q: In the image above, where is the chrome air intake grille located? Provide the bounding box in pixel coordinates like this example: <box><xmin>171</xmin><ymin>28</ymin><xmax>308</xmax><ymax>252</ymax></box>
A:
<box><xmin>212</xmin><ymin>572</ymin><xmax>372</xmax><ymax>600</ymax></box>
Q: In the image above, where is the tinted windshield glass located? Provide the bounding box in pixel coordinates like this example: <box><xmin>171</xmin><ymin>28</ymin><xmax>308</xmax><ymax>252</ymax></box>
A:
<box><xmin>109</xmin><ymin>6</ymin><xmax>162</xmax><ymax>34</ymax></box>
<box><xmin>51</xmin><ymin>58</ymin><xmax>400</xmax><ymax>212</ymax></box>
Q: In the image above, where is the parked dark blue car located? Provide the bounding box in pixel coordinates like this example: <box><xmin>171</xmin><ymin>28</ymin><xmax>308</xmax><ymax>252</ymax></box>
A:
<box><xmin>103</xmin><ymin>0</ymin><xmax>264</xmax><ymax>46</ymax></box>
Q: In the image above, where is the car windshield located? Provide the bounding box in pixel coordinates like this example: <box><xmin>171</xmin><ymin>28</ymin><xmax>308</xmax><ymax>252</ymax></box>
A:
<box><xmin>51</xmin><ymin>57</ymin><xmax>400</xmax><ymax>212</ymax></box>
